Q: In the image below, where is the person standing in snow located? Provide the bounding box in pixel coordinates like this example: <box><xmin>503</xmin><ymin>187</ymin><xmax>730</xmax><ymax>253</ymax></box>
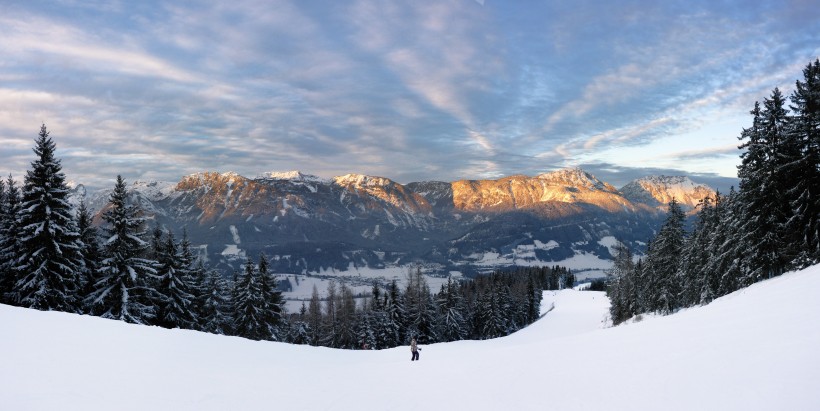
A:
<box><xmin>410</xmin><ymin>337</ymin><xmax>419</xmax><ymax>361</ymax></box>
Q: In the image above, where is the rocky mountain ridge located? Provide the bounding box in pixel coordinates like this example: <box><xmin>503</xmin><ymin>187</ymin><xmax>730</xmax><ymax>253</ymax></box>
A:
<box><xmin>82</xmin><ymin>168</ymin><xmax>716</xmax><ymax>277</ymax></box>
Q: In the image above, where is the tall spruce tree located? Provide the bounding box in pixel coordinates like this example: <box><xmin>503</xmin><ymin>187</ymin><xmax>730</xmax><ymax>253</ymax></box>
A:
<box><xmin>679</xmin><ymin>195</ymin><xmax>715</xmax><ymax>307</ymax></box>
<box><xmin>154</xmin><ymin>230</ymin><xmax>197</xmax><ymax>329</ymax></box>
<box><xmin>232</xmin><ymin>256</ymin><xmax>268</xmax><ymax>340</ymax></box>
<box><xmin>384</xmin><ymin>280</ymin><xmax>405</xmax><ymax>345</ymax></box>
<box><xmin>88</xmin><ymin>175</ymin><xmax>158</xmax><ymax>323</ymax></box>
<box><xmin>607</xmin><ymin>241</ymin><xmax>636</xmax><ymax>324</ymax></box>
<box><xmin>0</xmin><ymin>176</ymin><xmax>23</xmax><ymax>305</ymax></box>
<box><xmin>404</xmin><ymin>267</ymin><xmax>438</xmax><ymax>344</ymax></box>
<box><xmin>788</xmin><ymin>59</ymin><xmax>820</xmax><ymax>265</ymax></box>
<box><xmin>437</xmin><ymin>277</ymin><xmax>468</xmax><ymax>342</ymax></box>
<box><xmin>645</xmin><ymin>199</ymin><xmax>686</xmax><ymax>314</ymax></box>
<box><xmin>15</xmin><ymin>124</ymin><xmax>84</xmax><ymax>312</ymax></box>
<box><xmin>336</xmin><ymin>283</ymin><xmax>358</xmax><ymax>348</ymax></box>
<box><xmin>0</xmin><ymin>178</ymin><xmax>8</xmax><ymax>303</ymax></box>
<box><xmin>196</xmin><ymin>264</ymin><xmax>231</xmax><ymax>334</ymax></box>
<box><xmin>737</xmin><ymin>90</ymin><xmax>792</xmax><ymax>284</ymax></box>
<box><xmin>257</xmin><ymin>253</ymin><xmax>284</xmax><ymax>340</ymax></box>
<box><xmin>76</xmin><ymin>200</ymin><xmax>101</xmax><ymax>311</ymax></box>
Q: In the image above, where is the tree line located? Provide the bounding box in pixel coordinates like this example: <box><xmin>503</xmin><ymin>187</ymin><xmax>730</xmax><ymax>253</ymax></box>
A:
<box><xmin>280</xmin><ymin>265</ymin><xmax>574</xmax><ymax>349</ymax></box>
<box><xmin>608</xmin><ymin>59</ymin><xmax>820</xmax><ymax>325</ymax></box>
<box><xmin>0</xmin><ymin>125</ymin><xmax>281</xmax><ymax>339</ymax></box>
<box><xmin>0</xmin><ymin>125</ymin><xmax>575</xmax><ymax>346</ymax></box>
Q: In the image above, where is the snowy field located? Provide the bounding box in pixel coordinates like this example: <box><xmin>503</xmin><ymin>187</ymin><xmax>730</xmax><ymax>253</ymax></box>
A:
<box><xmin>2</xmin><ymin>265</ymin><xmax>819</xmax><ymax>410</ymax></box>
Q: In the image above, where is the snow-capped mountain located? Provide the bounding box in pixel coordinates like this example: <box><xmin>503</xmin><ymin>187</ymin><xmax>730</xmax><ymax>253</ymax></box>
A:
<box><xmin>620</xmin><ymin>175</ymin><xmax>715</xmax><ymax>211</ymax></box>
<box><xmin>450</xmin><ymin>168</ymin><xmax>643</xmax><ymax>213</ymax></box>
<box><xmin>80</xmin><ymin>168</ymin><xmax>715</xmax><ymax>276</ymax></box>
<box><xmin>257</xmin><ymin>170</ymin><xmax>326</xmax><ymax>183</ymax></box>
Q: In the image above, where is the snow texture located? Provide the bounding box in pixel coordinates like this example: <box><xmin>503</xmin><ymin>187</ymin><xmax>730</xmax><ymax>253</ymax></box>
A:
<box><xmin>2</xmin><ymin>264</ymin><xmax>819</xmax><ymax>410</ymax></box>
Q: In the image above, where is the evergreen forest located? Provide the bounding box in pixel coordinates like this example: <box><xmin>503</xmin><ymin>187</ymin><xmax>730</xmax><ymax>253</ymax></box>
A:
<box><xmin>608</xmin><ymin>60</ymin><xmax>820</xmax><ymax>324</ymax></box>
<box><xmin>0</xmin><ymin>128</ymin><xmax>572</xmax><ymax>346</ymax></box>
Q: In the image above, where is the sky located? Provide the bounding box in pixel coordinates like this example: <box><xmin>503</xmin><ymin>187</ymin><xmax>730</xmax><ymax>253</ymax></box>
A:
<box><xmin>1</xmin><ymin>0</ymin><xmax>818</xmax><ymax>191</ymax></box>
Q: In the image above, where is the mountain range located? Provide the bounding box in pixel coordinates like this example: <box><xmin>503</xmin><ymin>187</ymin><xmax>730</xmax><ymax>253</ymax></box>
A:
<box><xmin>79</xmin><ymin>168</ymin><xmax>714</xmax><ymax>278</ymax></box>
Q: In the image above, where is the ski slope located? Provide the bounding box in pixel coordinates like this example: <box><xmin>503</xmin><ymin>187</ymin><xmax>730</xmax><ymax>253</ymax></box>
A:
<box><xmin>2</xmin><ymin>265</ymin><xmax>820</xmax><ymax>410</ymax></box>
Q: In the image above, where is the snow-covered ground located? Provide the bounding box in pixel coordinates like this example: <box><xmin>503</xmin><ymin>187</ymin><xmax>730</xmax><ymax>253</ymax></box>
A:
<box><xmin>2</xmin><ymin>265</ymin><xmax>819</xmax><ymax>410</ymax></box>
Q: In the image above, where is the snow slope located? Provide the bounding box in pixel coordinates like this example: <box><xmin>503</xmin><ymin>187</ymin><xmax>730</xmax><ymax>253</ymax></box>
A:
<box><xmin>2</xmin><ymin>265</ymin><xmax>820</xmax><ymax>410</ymax></box>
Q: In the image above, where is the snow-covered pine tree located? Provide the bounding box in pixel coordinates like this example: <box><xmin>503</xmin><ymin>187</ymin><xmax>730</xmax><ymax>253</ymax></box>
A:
<box><xmin>0</xmin><ymin>176</ymin><xmax>23</xmax><ymax>305</ymax></box>
<box><xmin>88</xmin><ymin>175</ymin><xmax>158</xmax><ymax>323</ymax></box>
<box><xmin>736</xmin><ymin>91</ymin><xmax>792</xmax><ymax>284</ymax></box>
<box><xmin>336</xmin><ymin>282</ymin><xmax>358</xmax><ymax>348</ymax></box>
<box><xmin>363</xmin><ymin>282</ymin><xmax>397</xmax><ymax>349</ymax></box>
<box><xmin>196</xmin><ymin>264</ymin><xmax>231</xmax><ymax>335</ymax></box>
<box><xmin>232</xmin><ymin>256</ymin><xmax>268</xmax><ymax>340</ymax></box>
<box><xmin>0</xmin><ymin>178</ymin><xmax>10</xmax><ymax>304</ymax></box>
<box><xmin>679</xmin><ymin>195</ymin><xmax>714</xmax><ymax>307</ymax></box>
<box><xmin>384</xmin><ymin>279</ymin><xmax>405</xmax><ymax>346</ymax></box>
<box><xmin>355</xmin><ymin>309</ymin><xmax>378</xmax><ymax>349</ymax></box>
<box><xmin>436</xmin><ymin>277</ymin><xmax>468</xmax><ymax>342</ymax></box>
<box><xmin>76</xmin><ymin>200</ymin><xmax>101</xmax><ymax>312</ymax></box>
<box><xmin>478</xmin><ymin>286</ymin><xmax>505</xmax><ymax>339</ymax></box>
<box><xmin>696</xmin><ymin>194</ymin><xmax>722</xmax><ymax>304</ymax></box>
<box><xmin>711</xmin><ymin>188</ymin><xmax>744</xmax><ymax>296</ymax></box>
<box><xmin>607</xmin><ymin>241</ymin><xmax>635</xmax><ymax>324</ymax></box>
<box><xmin>404</xmin><ymin>267</ymin><xmax>438</xmax><ymax>344</ymax></box>
<box><xmin>257</xmin><ymin>253</ymin><xmax>284</xmax><ymax>340</ymax></box>
<box><xmin>177</xmin><ymin>230</ymin><xmax>198</xmax><ymax>289</ymax></box>
<box><xmin>154</xmin><ymin>230</ymin><xmax>197</xmax><ymax>329</ymax></box>
<box><xmin>288</xmin><ymin>304</ymin><xmax>311</xmax><ymax>345</ymax></box>
<box><xmin>787</xmin><ymin>59</ymin><xmax>820</xmax><ymax>265</ymax></box>
<box><xmin>15</xmin><ymin>125</ymin><xmax>84</xmax><ymax>312</ymax></box>
<box><xmin>645</xmin><ymin>199</ymin><xmax>686</xmax><ymax>314</ymax></box>
<box><xmin>526</xmin><ymin>274</ymin><xmax>542</xmax><ymax>323</ymax></box>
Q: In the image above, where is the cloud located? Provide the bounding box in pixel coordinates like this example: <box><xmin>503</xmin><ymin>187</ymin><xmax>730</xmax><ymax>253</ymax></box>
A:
<box><xmin>0</xmin><ymin>1</ymin><xmax>817</xmax><ymax>191</ymax></box>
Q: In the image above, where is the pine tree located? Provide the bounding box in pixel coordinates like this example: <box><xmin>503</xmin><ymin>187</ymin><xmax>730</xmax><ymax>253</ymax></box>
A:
<box><xmin>355</xmin><ymin>309</ymin><xmax>378</xmax><ymax>349</ymax></box>
<box><xmin>712</xmin><ymin>189</ymin><xmax>744</xmax><ymax>296</ymax></box>
<box><xmin>404</xmin><ymin>267</ymin><xmax>438</xmax><ymax>344</ymax></box>
<box><xmin>526</xmin><ymin>275</ymin><xmax>541</xmax><ymax>323</ymax></box>
<box><xmin>288</xmin><ymin>304</ymin><xmax>311</xmax><ymax>345</ymax></box>
<box><xmin>0</xmin><ymin>176</ymin><xmax>23</xmax><ymax>305</ymax></box>
<box><xmin>644</xmin><ymin>199</ymin><xmax>686</xmax><ymax>314</ymax></box>
<box><xmin>257</xmin><ymin>253</ymin><xmax>284</xmax><ymax>340</ymax></box>
<box><xmin>607</xmin><ymin>241</ymin><xmax>635</xmax><ymax>324</ymax></box>
<box><xmin>383</xmin><ymin>280</ymin><xmax>405</xmax><ymax>346</ymax></box>
<box><xmin>679</xmin><ymin>195</ymin><xmax>714</xmax><ymax>307</ymax></box>
<box><xmin>76</xmin><ymin>200</ymin><xmax>101</xmax><ymax>312</ymax></box>
<box><xmin>88</xmin><ymin>175</ymin><xmax>158</xmax><ymax>323</ymax></box>
<box><xmin>336</xmin><ymin>283</ymin><xmax>358</xmax><ymax>348</ymax></box>
<box><xmin>197</xmin><ymin>265</ymin><xmax>231</xmax><ymax>334</ymax></box>
<box><xmin>787</xmin><ymin>59</ymin><xmax>820</xmax><ymax>265</ymax></box>
<box><xmin>15</xmin><ymin>124</ymin><xmax>84</xmax><ymax>312</ymax></box>
<box><xmin>232</xmin><ymin>256</ymin><xmax>268</xmax><ymax>340</ymax></box>
<box><xmin>737</xmin><ymin>90</ymin><xmax>792</xmax><ymax>283</ymax></box>
<box><xmin>154</xmin><ymin>230</ymin><xmax>197</xmax><ymax>329</ymax></box>
<box><xmin>437</xmin><ymin>278</ymin><xmax>468</xmax><ymax>342</ymax></box>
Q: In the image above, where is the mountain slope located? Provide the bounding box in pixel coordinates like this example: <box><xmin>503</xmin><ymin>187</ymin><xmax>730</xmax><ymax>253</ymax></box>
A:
<box><xmin>620</xmin><ymin>175</ymin><xmax>715</xmax><ymax>211</ymax></box>
<box><xmin>2</xmin><ymin>264</ymin><xmax>819</xmax><ymax>410</ymax></box>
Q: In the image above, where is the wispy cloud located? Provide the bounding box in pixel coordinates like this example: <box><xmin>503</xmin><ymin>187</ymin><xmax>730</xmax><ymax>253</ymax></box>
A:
<box><xmin>0</xmin><ymin>0</ymin><xmax>817</xmax><ymax>189</ymax></box>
